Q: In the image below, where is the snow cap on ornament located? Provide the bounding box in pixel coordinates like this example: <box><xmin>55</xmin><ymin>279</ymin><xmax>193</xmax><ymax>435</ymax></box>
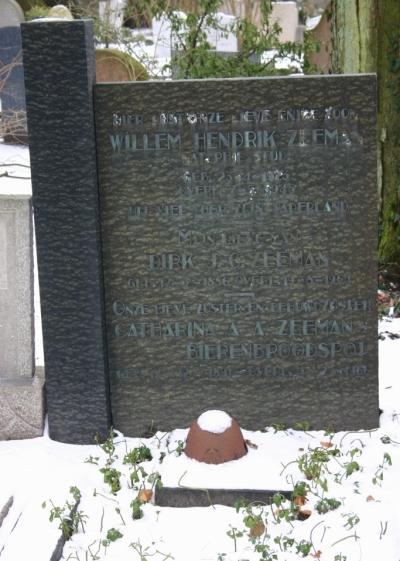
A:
<box><xmin>184</xmin><ymin>410</ymin><xmax>247</xmax><ymax>464</ymax></box>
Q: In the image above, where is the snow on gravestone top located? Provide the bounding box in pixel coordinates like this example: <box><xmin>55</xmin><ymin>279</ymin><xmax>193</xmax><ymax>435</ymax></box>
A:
<box><xmin>197</xmin><ymin>409</ymin><xmax>232</xmax><ymax>434</ymax></box>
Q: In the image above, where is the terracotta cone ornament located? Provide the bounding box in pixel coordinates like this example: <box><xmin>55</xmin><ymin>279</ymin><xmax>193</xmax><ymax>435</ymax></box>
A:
<box><xmin>184</xmin><ymin>410</ymin><xmax>248</xmax><ymax>464</ymax></box>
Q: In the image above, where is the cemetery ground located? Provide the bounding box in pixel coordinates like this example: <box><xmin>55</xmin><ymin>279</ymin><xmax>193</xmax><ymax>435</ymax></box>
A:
<box><xmin>0</xmin><ymin>317</ymin><xmax>399</xmax><ymax>561</ymax></box>
<box><xmin>1</xmin><ymin>141</ymin><xmax>400</xmax><ymax>561</ymax></box>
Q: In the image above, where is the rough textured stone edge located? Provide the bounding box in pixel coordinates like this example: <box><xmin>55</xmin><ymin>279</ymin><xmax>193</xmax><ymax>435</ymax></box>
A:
<box><xmin>155</xmin><ymin>487</ymin><xmax>291</xmax><ymax>507</ymax></box>
<box><xmin>21</xmin><ymin>19</ymin><xmax>111</xmax><ymax>445</ymax></box>
<box><xmin>0</xmin><ymin>497</ymin><xmax>13</xmax><ymax>529</ymax></box>
<box><xmin>0</xmin><ymin>375</ymin><xmax>44</xmax><ymax>440</ymax></box>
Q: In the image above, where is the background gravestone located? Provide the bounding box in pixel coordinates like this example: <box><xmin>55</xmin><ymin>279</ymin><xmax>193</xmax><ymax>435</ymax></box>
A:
<box><xmin>94</xmin><ymin>75</ymin><xmax>378</xmax><ymax>436</ymax></box>
<box><xmin>0</xmin><ymin>19</ymin><xmax>27</xmax><ymax>143</ymax></box>
<box><xmin>0</xmin><ymin>0</ymin><xmax>24</xmax><ymax>27</ymax></box>
<box><xmin>0</xmin><ymin>178</ymin><xmax>44</xmax><ymax>439</ymax></box>
<box><xmin>0</xmin><ymin>0</ymin><xmax>26</xmax><ymax>143</ymax></box>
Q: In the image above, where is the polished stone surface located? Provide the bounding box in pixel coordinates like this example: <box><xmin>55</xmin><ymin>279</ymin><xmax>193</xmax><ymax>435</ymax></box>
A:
<box><xmin>94</xmin><ymin>75</ymin><xmax>378</xmax><ymax>435</ymax></box>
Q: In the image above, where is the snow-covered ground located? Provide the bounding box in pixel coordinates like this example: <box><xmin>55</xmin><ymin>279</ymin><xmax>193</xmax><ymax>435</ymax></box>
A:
<box><xmin>0</xmin><ymin>319</ymin><xmax>398</xmax><ymax>561</ymax></box>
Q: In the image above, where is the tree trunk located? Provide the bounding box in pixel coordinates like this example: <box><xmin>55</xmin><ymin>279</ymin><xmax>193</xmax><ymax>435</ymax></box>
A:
<box><xmin>330</xmin><ymin>0</ymin><xmax>400</xmax><ymax>265</ymax></box>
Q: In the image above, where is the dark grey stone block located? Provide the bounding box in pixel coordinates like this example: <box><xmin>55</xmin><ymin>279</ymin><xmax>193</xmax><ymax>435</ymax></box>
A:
<box><xmin>155</xmin><ymin>487</ymin><xmax>291</xmax><ymax>508</ymax></box>
<box><xmin>0</xmin><ymin>497</ymin><xmax>13</xmax><ymax>529</ymax></box>
<box><xmin>94</xmin><ymin>75</ymin><xmax>378</xmax><ymax>436</ymax></box>
<box><xmin>21</xmin><ymin>20</ymin><xmax>111</xmax><ymax>444</ymax></box>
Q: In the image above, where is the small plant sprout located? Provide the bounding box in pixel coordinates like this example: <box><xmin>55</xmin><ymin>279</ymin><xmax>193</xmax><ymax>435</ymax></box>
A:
<box><xmin>96</xmin><ymin>427</ymin><xmax>118</xmax><ymax>466</ymax></box>
<box><xmin>342</xmin><ymin>512</ymin><xmax>360</xmax><ymax>530</ymax></box>
<box><xmin>235</xmin><ymin>500</ymin><xmax>266</xmax><ymax>541</ymax></box>
<box><xmin>295</xmin><ymin>446</ymin><xmax>341</xmax><ymax>491</ymax></box>
<box><xmin>123</xmin><ymin>445</ymin><xmax>157</xmax><ymax>492</ymax></box>
<box><xmin>372</xmin><ymin>452</ymin><xmax>392</xmax><ymax>485</ymax></box>
<box><xmin>174</xmin><ymin>439</ymin><xmax>185</xmax><ymax>456</ymax></box>
<box><xmin>147</xmin><ymin>471</ymin><xmax>162</xmax><ymax>491</ymax></box>
<box><xmin>226</xmin><ymin>525</ymin><xmax>244</xmax><ymax>552</ymax></box>
<box><xmin>315</xmin><ymin>497</ymin><xmax>342</xmax><ymax>514</ymax></box>
<box><xmin>130</xmin><ymin>539</ymin><xmax>174</xmax><ymax>561</ymax></box>
<box><xmin>84</xmin><ymin>455</ymin><xmax>99</xmax><ymax>465</ymax></box>
<box><xmin>339</xmin><ymin>447</ymin><xmax>362</xmax><ymax>480</ymax></box>
<box><xmin>106</xmin><ymin>527</ymin><xmax>123</xmax><ymax>541</ymax></box>
<box><xmin>129</xmin><ymin>465</ymin><xmax>148</xmax><ymax>488</ymax></box>
<box><xmin>271</xmin><ymin>422</ymin><xmax>287</xmax><ymax>433</ymax></box>
<box><xmin>102</xmin><ymin>527</ymin><xmax>123</xmax><ymax>552</ymax></box>
<box><xmin>292</xmin><ymin>421</ymin><xmax>313</xmax><ymax>435</ymax></box>
<box><xmin>274</xmin><ymin>535</ymin><xmax>295</xmax><ymax>552</ymax></box>
<box><xmin>295</xmin><ymin>539</ymin><xmax>312</xmax><ymax>557</ymax></box>
<box><xmin>123</xmin><ymin>445</ymin><xmax>152</xmax><ymax>466</ymax></box>
<box><xmin>115</xmin><ymin>506</ymin><xmax>126</xmax><ymax>525</ymax></box>
<box><xmin>292</xmin><ymin>482</ymin><xmax>310</xmax><ymax>505</ymax></box>
<box><xmin>43</xmin><ymin>486</ymin><xmax>87</xmax><ymax>540</ymax></box>
<box><xmin>100</xmin><ymin>465</ymin><xmax>121</xmax><ymax>495</ymax></box>
<box><xmin>130</xmin><ymin>497</ymin><xmax>144</xmax><ymax>520</ymax></box>
<box><xmin>93</xmin><ymin>427</ymin><xmax>122</xmax><ymax>494</ymax></box>
<box><xmin>270</xmin><ymin>493</ymin><xmax>297</xmax><ymax>524</ymax></box>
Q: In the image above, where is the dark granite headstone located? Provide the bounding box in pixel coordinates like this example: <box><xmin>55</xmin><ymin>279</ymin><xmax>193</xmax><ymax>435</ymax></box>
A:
<box><xmin>21</xmin><ymin>20</ymin><xmax>111</xmax><ymax>444</ymax></box>
<box><xmin>94</xmin><ymin>75</ymin><xmax>378</xmax><ymax>435</ymax></box>
<box><xmin>0</xmin><ymin>26</ymin><xmax>27</xmax><ymax>142</ymax></box>
<box><xmin>21</xmin><ymin>19</ymin><xmax>378</xmax><ymax>442</ymax></box>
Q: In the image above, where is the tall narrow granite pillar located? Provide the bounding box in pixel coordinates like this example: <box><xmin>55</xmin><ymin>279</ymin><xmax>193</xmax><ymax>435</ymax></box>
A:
<box><xmin>21</xmin><ymin>20</ymin><xmax>111</xmax><ymax>443</ymax></box>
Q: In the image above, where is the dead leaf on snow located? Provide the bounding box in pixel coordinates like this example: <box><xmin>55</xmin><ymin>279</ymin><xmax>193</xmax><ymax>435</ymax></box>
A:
<box><xmin>249</xmin><ymin>520</ymin><xmax>265</xmax><ymax>538</ymax></box>
<box><xmin>294</xmin><ymin>495</ymin><xmax>307</xmax><ymax>507</ymax></box>
<box><xmin>297</xmin><ymin>509</ymin><xmax>312</xmax><ymax>521</ymax></box>
<box><xmin>138</xmin><ymin>489</ymin><xmax>153</xmax><ymax>503</ymax></box>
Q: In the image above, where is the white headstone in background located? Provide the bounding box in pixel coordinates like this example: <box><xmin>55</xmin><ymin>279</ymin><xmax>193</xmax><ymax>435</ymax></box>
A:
<box><xmin>0</xmin><ymin>220</ymin><xmax>7</xmax><ymax>289</ymax></box>
<box><xmin>0</xmin><ymin>195</ymin><xmax>33</xmax><ymax>379</ymax></box>
<box><xmin>153</xmin><ymin>11</ymin><xmax>237</xmax><ymax>57</ymax></box>
<box><xmin>213</xmin><ymin>13</ymin><xmax>237</xmax><ymax>52</ymax></box>
<box><xmin>152</xmin><ymin>11</ymin><xmax>186</xmax><ymax>58</ymax></box>
<box><xmin>99</xmin><ymin>0</ymin><xmax>125</xmax><ymax>30</ymax></box>
<box><xmin>0</xmin><ymin>0</ymin><xmax>25</xmax><ymax>28</ymax></box>
<box><xmin>0</xmin><ymin>147</ymin><xmax>44</xmax><ymax>440</ymax></box>
<box><xmin>271</xmin><ymin>1</ymin><xmax>299</xmax><ymax>43</ymax></box>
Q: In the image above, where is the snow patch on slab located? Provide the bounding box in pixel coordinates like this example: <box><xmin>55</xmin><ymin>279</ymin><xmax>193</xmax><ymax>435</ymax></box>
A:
<box><xmin>197</xmin><ymin>410</ymin><xmax>232</xmax><ymax>433</ymax></box>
